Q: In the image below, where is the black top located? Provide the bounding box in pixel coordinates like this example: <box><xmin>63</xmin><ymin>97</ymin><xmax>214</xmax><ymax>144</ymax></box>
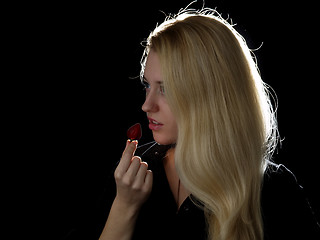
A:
<box><xmin>63</xmin><ymin>142</ymin><xmax>319</xmax><ymax>240</ymax></box>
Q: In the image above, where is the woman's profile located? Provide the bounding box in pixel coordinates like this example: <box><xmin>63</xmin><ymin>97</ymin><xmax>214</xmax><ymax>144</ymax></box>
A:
<box><xmin>65</xmin><ymin>6</ymin><xmax>319</xmax><ymax>240</ymax></box>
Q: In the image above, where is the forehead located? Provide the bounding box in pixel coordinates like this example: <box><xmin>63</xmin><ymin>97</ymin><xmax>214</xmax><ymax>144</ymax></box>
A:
<box><xmin>144</xmin><ymin>49</ymin><xmax>163</xmax><ymax>82</ymax></box>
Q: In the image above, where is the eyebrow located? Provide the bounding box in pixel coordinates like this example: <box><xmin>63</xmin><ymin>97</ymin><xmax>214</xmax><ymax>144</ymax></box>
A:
<box><xmin>143</xmin><ymin>75</ymin><xmax>163</xmax><ymax>84</ymax></box>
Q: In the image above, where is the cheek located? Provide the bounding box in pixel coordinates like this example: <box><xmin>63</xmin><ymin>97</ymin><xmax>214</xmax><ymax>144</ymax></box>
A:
<box><xmin>163</xmin><ymin>108</ymin><xmax>178</xmax><ymax>141</ymax></box>
<box><xmin>167</xmin><ymin>117</ymin><xmax>178</xmax><ymax>136</ymax></box>
<box><xmin>153</xmin><ymin>103</ymin><xmax>178</xmax><ymax>145</ymax></box>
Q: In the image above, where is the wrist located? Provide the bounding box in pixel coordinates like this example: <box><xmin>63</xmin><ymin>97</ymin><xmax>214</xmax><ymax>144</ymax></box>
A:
<box><xmin>100</xmin><ymin>197</ymin><xmax>141</xmax><ymax>240</ymax></box>
<box><xmin>112</xmin><ymin>196</ymin><xmax>141</xmax><ymax>219</ymax></box>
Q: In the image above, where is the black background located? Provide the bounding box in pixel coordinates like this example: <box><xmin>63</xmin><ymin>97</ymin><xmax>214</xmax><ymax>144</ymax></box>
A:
<box><xmin>9</xmin><ymin>0</ymin><xmax>319</xmax><ymax>238</ymax></box>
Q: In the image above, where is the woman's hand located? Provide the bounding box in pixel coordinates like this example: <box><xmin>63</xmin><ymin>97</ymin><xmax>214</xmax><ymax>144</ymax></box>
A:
<box><xmin>99</xmin><ymin>140</ymin><xmax>153</xmax><ymax>240</ymax></box>
<box><xmin>113</xmin><ymin>140</ymin><xmax>153</xmax><ymax>211</ymax></box>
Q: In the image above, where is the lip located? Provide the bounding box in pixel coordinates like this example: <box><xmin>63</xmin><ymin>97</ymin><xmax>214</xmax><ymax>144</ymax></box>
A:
<box><xmin>148</xmin><ymin>117</ymin><xmax>163</xmax><ymax>131</ymax></box>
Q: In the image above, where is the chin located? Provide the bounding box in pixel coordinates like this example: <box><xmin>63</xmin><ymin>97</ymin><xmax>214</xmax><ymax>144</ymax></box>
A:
<box><xmin>152</xmin><ymin>132</ymin><xmax>176</xmax><ymax>146</ymax></box>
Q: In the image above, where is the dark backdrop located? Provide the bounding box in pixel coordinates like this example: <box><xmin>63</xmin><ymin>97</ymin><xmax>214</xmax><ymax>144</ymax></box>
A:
<box><xmin>14</xmin><ymin>1</ymin><xmax>318</xmax><ymax>238</ymax></box>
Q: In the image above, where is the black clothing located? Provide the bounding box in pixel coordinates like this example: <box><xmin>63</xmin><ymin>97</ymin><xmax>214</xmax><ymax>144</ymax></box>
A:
<box><xmin>63</xmin><ymin>142</ymin><xmax>319</xmax><ymax>240</ymax></box>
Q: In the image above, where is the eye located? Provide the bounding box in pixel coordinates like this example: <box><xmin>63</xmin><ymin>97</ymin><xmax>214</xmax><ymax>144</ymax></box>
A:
<box><xmin>142</xmin><ymin>80</ymin><xmax>150</xmax><ymax>91</ymax></box>
<box><xmin>159</xmin><ymin>84</ymin><xmax>165</xmax><ymax>95</ymax></box>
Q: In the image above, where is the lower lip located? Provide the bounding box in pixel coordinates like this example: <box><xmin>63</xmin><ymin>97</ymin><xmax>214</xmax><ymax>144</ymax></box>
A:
<box><xmin>149</xmin><ymin>122</ymin><xmax>163</xmax><ymax>131</ymax></box>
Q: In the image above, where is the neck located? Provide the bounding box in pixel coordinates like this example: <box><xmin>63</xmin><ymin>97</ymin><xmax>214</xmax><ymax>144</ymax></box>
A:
<box><xmin>166</xmin><ymin>147</ymin><xmax>176</xmax><ymax>163</ymax></box>
<box><xmin>163</xmin><ymin>147</ymin><xmax>190</xmax><ymax>209</ymax></box>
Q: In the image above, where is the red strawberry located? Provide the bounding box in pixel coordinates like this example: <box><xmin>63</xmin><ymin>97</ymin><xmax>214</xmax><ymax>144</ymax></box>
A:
<box><xmin>127</xmin><ymin>123</ymin><xmax>142</xmax><ymax>140</ymax></box>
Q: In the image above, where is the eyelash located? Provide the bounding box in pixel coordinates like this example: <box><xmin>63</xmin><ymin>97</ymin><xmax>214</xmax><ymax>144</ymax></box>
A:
<box><xmin>159</xmin><ymin>85</ymin><xmax>165</xmax><ymax>94</ymax></box>
<box><xmin>141</xmin><ymin>80</ymin><xmax>165</xmax><ymax>95</ymax></box>
<box><xmin>142</xmin><ymin>80</ymin><xmax>150</xmax><ymax>90</ymax></box>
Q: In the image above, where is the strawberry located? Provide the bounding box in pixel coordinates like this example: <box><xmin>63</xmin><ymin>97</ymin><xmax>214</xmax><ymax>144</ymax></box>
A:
<box><xmin>127</xmin><ymin>123</ymin><xmax>142</xmax><ymax>140</ymax></box>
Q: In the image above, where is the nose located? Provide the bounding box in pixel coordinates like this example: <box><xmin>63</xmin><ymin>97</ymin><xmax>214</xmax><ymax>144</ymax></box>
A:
<box><xmin>142</xmin><ymin>91</ymin><xmax>159</xmax><ymax>113</ymax></box>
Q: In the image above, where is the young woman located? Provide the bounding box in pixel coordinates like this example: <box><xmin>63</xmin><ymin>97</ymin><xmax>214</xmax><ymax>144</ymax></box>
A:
<box><xmin>95</xmin><ymin>9</ymin><xmax>319</xmax><ymax>240</ymax></box>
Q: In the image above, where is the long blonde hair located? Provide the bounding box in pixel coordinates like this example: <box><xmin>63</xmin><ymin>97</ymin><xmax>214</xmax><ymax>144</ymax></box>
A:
<box><xmin>141</xmin><ymin>8</ymin><xmax>277</xmax><ymax>240</ymax></box>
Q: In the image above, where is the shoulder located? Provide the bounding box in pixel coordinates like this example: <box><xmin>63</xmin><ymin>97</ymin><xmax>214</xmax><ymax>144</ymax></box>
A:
<box><xmin>264</xmin><ymin>163</ymin><xmax>296</xmax><ymax>179</ymax></box>
<box><xmin>262</xmin><ymin>164</ymin><xmax>303</xmax><ymax>215</ymax></box>
<box><xmin>262</xmin><ymin>163</ymin><xmax>301</xmax><ymax>212</ymax></box>
<box><xmin>263</xmin><ymin>163</ymin><xmax>298</xmax><ymax>190</ymax></box>
<box><xmin>262</xmin><ymin>163</ymin><xmax>320</xmax><ymax>239</ymax></box>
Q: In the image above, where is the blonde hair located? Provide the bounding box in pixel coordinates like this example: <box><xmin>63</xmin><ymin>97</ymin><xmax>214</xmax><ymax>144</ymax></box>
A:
<box><xmin>141</xmin><ymin>8</ymin><xmax>277</xmax><ymax>240</ymax></box>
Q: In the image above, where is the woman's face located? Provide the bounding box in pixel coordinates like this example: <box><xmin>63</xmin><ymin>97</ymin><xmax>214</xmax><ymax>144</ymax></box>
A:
<box><xmin>142</xmin><ymin>49</ymin><xmax>178</xmax><ymax>145</ymax></box>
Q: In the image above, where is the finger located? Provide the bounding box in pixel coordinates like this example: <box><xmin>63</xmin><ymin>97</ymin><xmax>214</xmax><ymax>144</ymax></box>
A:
<box><xmin>135</xmin><ymin>161</ymin><xmax>149</xmax><ymax>185</ymax></box>
<box><xmin>143</xmin><ymin>170</ymin><xmax>153</xmax><ymax>193</ymax></box>
<box><xmin>117</xmin><ymin>140</ymin><xmax>138</xmax><ymax>175</ymax></box>
<box><xmin>124</xmin><ymin>156</ymin><xmax>141</xmax><ymax>180</ymax></box>
<box><xmin>121</xmin><ymin>140</ymin><xmax>138</xmax><ymax>158</ymax></box>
